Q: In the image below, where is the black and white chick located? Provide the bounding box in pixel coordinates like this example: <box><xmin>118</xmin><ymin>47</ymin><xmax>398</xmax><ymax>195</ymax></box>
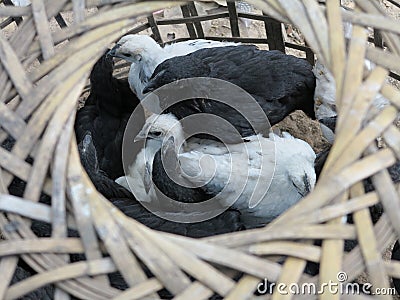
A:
<box><xmin>117</xmin><ymin>113</ymin><xmax>317</xmax><ymax>227</ymax></box>
<box><xmin>108</xmin><ymin>34</ymin><xmax>239</xmax><ymax>100</ymax></box>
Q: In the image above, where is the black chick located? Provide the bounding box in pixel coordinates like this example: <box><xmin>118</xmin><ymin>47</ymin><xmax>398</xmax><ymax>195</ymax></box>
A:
<box><xmin>74</xmin><ymin>51</ymin><xmax>141</xmax><ymax>179</ymax></box>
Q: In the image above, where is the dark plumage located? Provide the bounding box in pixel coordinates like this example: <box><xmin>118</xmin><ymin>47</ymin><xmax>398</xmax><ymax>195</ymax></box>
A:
<box><xmin>144</xmin><ymin>45</ymin><xmax>316</xmax><ymax>139</ymax></box>
<box><xmin>111</xmin><ymin>198</ymin><xmax>245</xmax><ymax>237</ymax></box>
<box><xmin>74</xmin><ymin>51</ymin><xmax>141</xmax><ymax>179</ymax></box>
<box><xmin>319</xmin><ymin>116</ymin><xmax>337</xmax><ymax>132</ymax></box>
<box><xmin>78</xmin><ymin>132</ymin><xmax>133</xmax><ymax>199</ymax></box>
<box><xmin>151</xmin><ymin>138</ymin><xmax>216</xmax><ymax>204</ymax></box>
<box><xmin>314</xmin><ymin>148</ymin><xmax>330</xmax><ymax>179</ymax></box>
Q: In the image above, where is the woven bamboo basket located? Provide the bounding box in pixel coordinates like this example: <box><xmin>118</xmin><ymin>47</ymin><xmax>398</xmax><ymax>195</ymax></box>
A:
<box><xmin>1</xmin><ymin>0</ymin><xmax>400</xmax><ymax>299</ymax></box>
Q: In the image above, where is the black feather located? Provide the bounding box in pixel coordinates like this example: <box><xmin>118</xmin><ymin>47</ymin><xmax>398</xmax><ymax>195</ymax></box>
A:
<box><xmin>319</xmin><ymin>116</ymin><xmax>337</xmax><ymax>132</ymax></box>
<box><xmin>151</xmin><ymin>144</ymin><xmax>215</xmax><ymax>204</ymax></box>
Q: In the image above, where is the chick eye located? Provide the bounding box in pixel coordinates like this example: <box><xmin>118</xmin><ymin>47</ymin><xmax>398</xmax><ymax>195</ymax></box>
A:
<box><xmin>152</xmin><ymin>131</ymin><xmax>162</xmax><ymax>137</ymax></box>
<box><xmin>122</xmin><ymin>53</ymin><xmax>132</xmax><ymax>57</ymax></box>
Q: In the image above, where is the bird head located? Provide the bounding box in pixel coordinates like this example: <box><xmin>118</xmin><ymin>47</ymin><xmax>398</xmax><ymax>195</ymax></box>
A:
<box><xmin>107</xmin><ymin>34</ymin><xmax>160</xmax><ymax>63</ymax></box>
<box><xmin>273</xmin><ymin>132</ymin><xmax>317</xmax><ymax>198</ymax></box>
<box><xmin>134</xmin><ymin>113</ymin><xmax>186</xmax><ymax>150</ymax></box>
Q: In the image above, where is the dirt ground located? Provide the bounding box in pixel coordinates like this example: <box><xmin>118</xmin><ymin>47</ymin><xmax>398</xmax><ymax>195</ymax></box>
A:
<box><xmin>272</xmin><ymin>110</ymin><xmax>331</xmax><ymax>153</ymax></box>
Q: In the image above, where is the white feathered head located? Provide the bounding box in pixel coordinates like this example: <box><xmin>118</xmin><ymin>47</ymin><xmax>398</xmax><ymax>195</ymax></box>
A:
<box><xmin>135</xmin><ymin>113</ymin><xmax>186</xmax><ymax>149</ymax></box>
<box><xmin>271</xmin><ymin>132</ymin><xmax>317</xmax><ymax>197</ymax></box>
<box><xmin>108</xmin><ymin>34</ymin><xmax>161</xmax><ymax>63</ymax></box>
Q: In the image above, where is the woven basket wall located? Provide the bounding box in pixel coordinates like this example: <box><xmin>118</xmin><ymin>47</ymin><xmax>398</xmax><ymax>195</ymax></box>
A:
<box><xmin>1</xmin><ymin>0</ymin><xmax>400</xmax><ymax>299</ymax></box>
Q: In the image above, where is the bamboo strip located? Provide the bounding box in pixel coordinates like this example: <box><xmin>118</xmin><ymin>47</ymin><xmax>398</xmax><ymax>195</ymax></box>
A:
<box><xmin>277</xmin><ymin>0</ymin><xmax>324</xmax><ymax>64</ymax></box>
<box><xmin>248</xmin><ymin>242</ymin><xmax>321</xmax><ymax>262</ymax></box>
<box><xmin>51</xmin><ymin>112</ymin><xmax>75</xmax><ymax>300</ymax></box>
<box><xmin>383</xmin><ymin>126</ymin><xmax>400</xmax><ymax>159</ymax></box>
<box><xmin>0</xmin><ymin>32</ymin><xmax>33</xmax><ymax>101</ymax></box>
<box><xmin>0</xmin><ymin>257</ymin><xmax>18</xmax><ymax>299</ymax></box>
<box><xmin>87</xmin><ymin>189</ymin><xmax>150</xmax><ymax>288</ymax></box>
<box><xmin>67</xmin><ymin>139</ymin><xmax>110</xmax><ymax>286</ymax></box>
<box><xmin>351</xmin><ymin>183</ymin><xmax>391</xmax><ymax>300</ymax></box>
<box><xmin>0</xmin><ymin>101</ymin><xmax>26</xmax><ymax>139</ymax></box>
<box><xmin>31</xmin><ymin>0</ymin><xmax>55</xmax><ymax>59</ymax></box>
<box><xmin>5</xmin><ymin>258</ymin><xmax>117</xmax><ymax>300</ymax></box>
<box><xmin>271</xmin><ymin>257</ymin><xmax>307</xmax><ymax>300</ymax></box>
<box><xmin>116</xmin><ymin>215</ymin><xmax>234</xmax><ymax>296</ymax></box>
<box><xmin>120</xmin><ymin>223</ymin><xmax>192</xmax><ymax>295</ymax></box>
<box><xmin>0</xmin><ymin>194</ymin><xmax>51</xmax><ymax>222</ymax></box>
<box><xmin>0</xmin><ymin>238</ymin><xmax>84</xmax><ymax>256</ymax></box>
<box><xmin>224</xmin><ymin>275</ymin><xmax>262</xmax><ymax>300</ymax></box>
<box><xmin>203</xmin><ymin>224</ymin><xmax>356</xmax><ymax>249</ymax></box>
<box><xmin>23</xmin><ymin>72</ymin><xmax>87</xmax><ymax>202</ymax></box>
<box><xmin>112</xmin><ymin>279</ymin><xmax>164</xmax><ymax>300</ymax></box>
<box><xmin>0</xmin><ymin>6</ymin><xmax>31</xmax><ymax>17</ymax></box>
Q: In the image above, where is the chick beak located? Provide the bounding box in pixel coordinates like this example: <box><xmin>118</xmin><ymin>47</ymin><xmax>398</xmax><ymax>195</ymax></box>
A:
<box><xmin>134</xmin><ymin>131</ymin><xmax>147</xmax><ymax>143</ymax></box>
<box><xmin>107</xmin><ymin>44</ymin><xmax>120</xmax><ymax>58</ymax></box>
